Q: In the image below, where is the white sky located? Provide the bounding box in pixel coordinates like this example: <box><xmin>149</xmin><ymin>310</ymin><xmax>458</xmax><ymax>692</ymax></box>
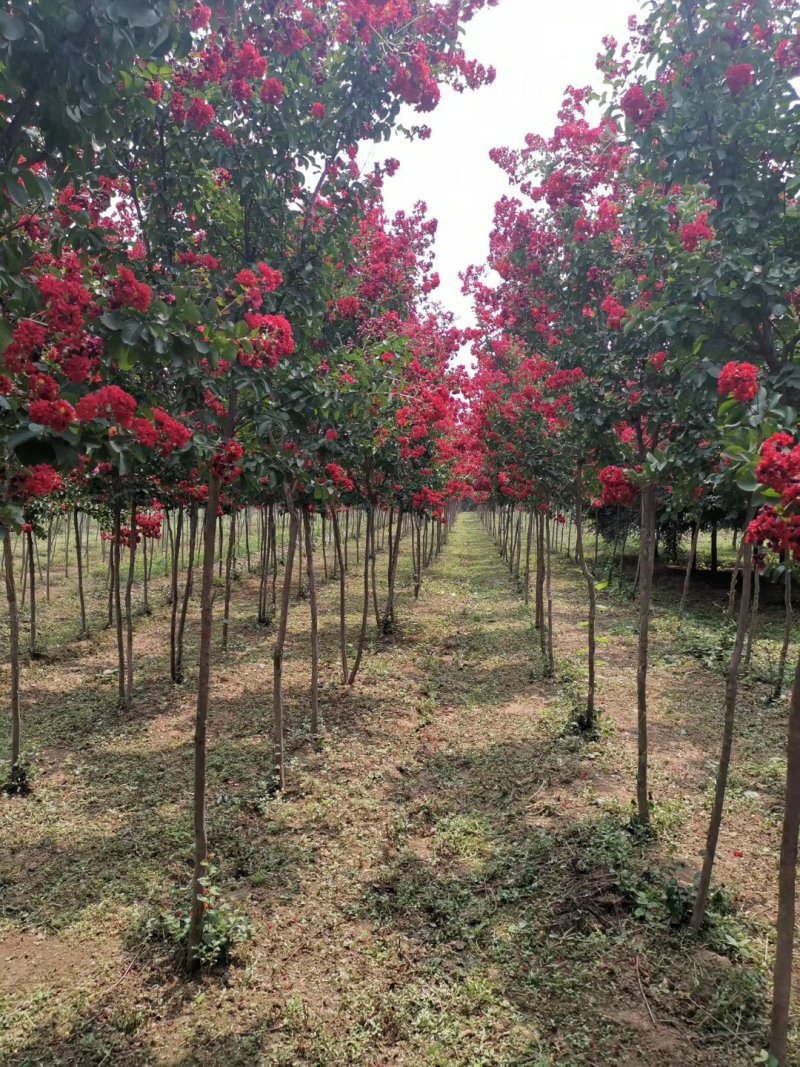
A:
<box><xmin>366</xmin><ymin>0</ymin><xmax>635</xmax><ymax>329</ymax></box>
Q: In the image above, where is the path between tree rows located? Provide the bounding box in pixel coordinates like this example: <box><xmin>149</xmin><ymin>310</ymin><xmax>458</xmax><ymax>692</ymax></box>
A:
<box><xmin>0</xmin><ymin>513</ymin><xmax>792</xmax><ymax>1065</ymax></box>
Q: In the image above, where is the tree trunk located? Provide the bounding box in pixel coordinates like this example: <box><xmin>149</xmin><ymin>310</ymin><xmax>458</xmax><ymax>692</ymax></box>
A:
<box><xmin>774</xmin><ymin>563</ymin><xmax>793</xmax><ymax>701</ymax></box>
<box><xmin>678</xmin><ymin>522</ymin><xmax>700</xmax><ymax>621</ymax></box>
<box><xmin>331</xmin><ymin>508</ymin><xmax>348</xmax><ymax>684</ymax></box>
<box><xmin>349</xmin><ymin>509</ymin><xmax>373</xmax><ymax>685</ymax></box>
<box><xmin>25</xmin><ymin>527</ymin><xmax>36</xmax><ymax>656</ymax></box>
<box><xmin>636</xmin><ymin>485</ymin><xmax>657</xmax><ymax>826</ymax></box>
<box><xmin>690</xmin><ymin>545</ymin><xmax>754</xmax><ymax>931</ymax></box>
<box><xmin>574</xmin><ymin>466</ymin><xmax>597</xmax><ymax>731</ymax></box>
<box><xmin>302</xmin><ymin>507</ymin><xmax>319</xmax><ymax>741</ymax></box>
<box><xmin>113</xmin><ymin>503</ymin><xmax>125</xmax><ymax>705</ymax></box>
<box><xmin>272</xmin><ymin>504</ymin><xmax>299</xmax><ymax>792</ymax></box>
<box><xmin>544</xmin><ymin>514</ymin><xmax>555</xmax><ymax>677</ymax></box>
<box><xmin>170</xmin><ymin>508</ymin><xmax>184</xmax><ymax>683</ymax></box>
<box><xmin>3</xmin><ymin>531</ymin><xmax>22</xmax><ymax>785</ymax></box>
<box><xmin>381</xmin><ymin>507</ymin><xmax>404</xmax><ymax>635</ymax></box>
<box><xmin>74</xmin><ymin>508</ymin><xmax>88</xmax><ymax>638</ymax></box>
<box><xmin>175</xmin><ymin>504</ymin><xmax>199</xmax><ymax>685</ymax></box>
<box><xmin>769</xmin><ymin>650</ymin><xmax>800</xmax><ymax>1066</ymax></box>
<box><xmin>186</xmin><ymin>471</ymin><xmax>224</xmax><ymax>969</ymax></box>
<box><xmin>222</xmin><ymin>512</ymin><xmax>236</xmax><ymax>651</ymax></box>
<box><xmin>124</xmin><ymin>501</ymin><xmax>137</xmax><ymax>709</ymax></box>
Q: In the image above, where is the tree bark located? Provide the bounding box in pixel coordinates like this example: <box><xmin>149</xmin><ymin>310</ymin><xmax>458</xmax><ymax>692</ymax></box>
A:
<box><xmin>124</xmin><ymin>501</ymin><xmax>137</xmax><ymax>709</ymax></box>
<box><xmin>769</xmin><ymin>650</ymin><xmax>800</xmax><ymax>1066</ymax></box>
<box><xmin>186</xmin><ymin>471</ymin><xmax>224</xmax><ymax>968</ymax></box>
<box><xmin>74</xmin><ymin>508</ymin><xmax>88</xmax><ymax>638</ymax></box>
<box><xmin>636</xmin><ymin>485</ymin><xmax>657</xmax><ymax>826</ymax></box>
<box><xmin>690</xmin><ymin>544</ymin><xmax>754</xmax><ymax>930</ymax></box>
<box><xmin>574</xmin><ymin>466</ymin><xmax>597</xmax><ymax>730</ymax></box>
<box><xmin>272</xmin><ymin>504</ymin><xmax>299</xmax><ymax>792</ymax></box>
<box><xmin>3</xmin><ymin>531</ymin><xmax>22</xmax><ymax>784</ymax></box>
<box><xmin>331</xmin><ymin>508</ymin><xmax>348</xmax><ymax>684</ymax></box>
<box><xmin>302</xmin><ymin>507</ymin><xmax>319</xmax><ymax>741</ymax></box>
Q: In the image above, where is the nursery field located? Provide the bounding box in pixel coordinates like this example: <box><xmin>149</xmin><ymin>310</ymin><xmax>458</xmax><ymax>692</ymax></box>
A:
<box><xmin>1</xmin><ymin>514</ymin><xmax>798</xmax><ymax>1066</ymax></box>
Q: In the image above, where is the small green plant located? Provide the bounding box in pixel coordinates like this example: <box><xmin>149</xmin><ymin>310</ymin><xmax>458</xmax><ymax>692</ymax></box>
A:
<box><xmin>2</xmin><ymin>752</ymin><xmax>33</xmax><ymax>796</ymax></box>
<box><xmin>146</xmin><ymin>859</ymin><xmax>252</xmax><ymax>969</ymax></box>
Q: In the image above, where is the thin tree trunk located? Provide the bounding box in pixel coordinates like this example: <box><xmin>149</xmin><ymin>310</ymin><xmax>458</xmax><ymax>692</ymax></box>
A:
<box><xmin>25</xmin><ymin>527</ymin><xmax>36</xmax><ymax>656</ymax></box>
<box><xmin>113</xmin><ymin>503</ymin><xmax>125</xmax><ymax>705</ymax></box>
<box><xmin>272</xmin><ymin>504</ymin><xmax>299</xmax><ymax>792</ymax></box>
<box><xmin>769</xmin><ymin>650</ymin><xmax>800</xmax><ymax>1066</ymax></box>
<box><xmin>523</xmin><ymin>508</ymin><xmax>534</xmax><ymax>605</ymax></box>
<box><xmin>690</xmin><ymin>544</ymin><xmax>754</xmax><ymax>930</ymax></box>
<box><xmin>170</xmin><ymin>508</ymin><xmax>184</xmax><ymax>683</ymax></box>
<box><xmin>774</xmin><ymin>563</ymin><xmax>793</xmax><ymax>700</ymax></box>
<box><xmin>574</xmin><ymin>466</ymin><xmax>597</xmax><ymax>730</ymax></box>
<box><xmin>3</xmin><ymin>531</ymin><xmax>22</xmax><ymax>785</ymax></box>
<box><xmin>544</xmin><ymin>514</ymin><xmax>554</xmax><ymax>677</ymax></box>
<box><xmin>74</xmin><ymin>508</ymin><xmax>88</xmax><ymax>638</ymax></box>
<box><xmin>303</xmin><ymin>507</ymin><xmax>319</xmax><ymax>740</ymax></box>
<box><xmin>175</xmin><ymin>504</ymin><xmax>198</xmax><ymax>684</ymax></box>
<box><xmin>222</xmin><ymin>512</ymin><xmax>236</xmax><ymax>651</ymax></box>
<box><xmin>331</xmin><ymin>509</ymin><xmax>348</xmax><ymax>684</ymax></box>
<box><xmin>349</xmin><ymin>510</ymin><xmax>373</xmax><ymax>685</ymax></box>
<box><xmin>636</xmin><ymin>485</ymin><xmax>657</xmax><ymax>827</ymax></box>
<box><xmin>124</xmin><ymin>502</ymin><xmax>137</xmax><ymax>709</ymax></box>
<box><xmin>678</xmin><ymin>522</ymin><xmax>700</xmax><ymax>621</ymax></box>
<box><xmin>186</xmin><ymin>471</ymin><xmax>224</xmax><ymax>969</ymax></box>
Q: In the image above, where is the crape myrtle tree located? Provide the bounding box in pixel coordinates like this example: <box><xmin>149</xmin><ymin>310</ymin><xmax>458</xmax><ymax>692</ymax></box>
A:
<box><xmin>599</xmin><ymin>0</ymin><xmax>800</xmax><ymax>1000</ymax></box>
<box><xmin>0</xmin><ymin>0</ymin><xmax>500</xmax><ymax>965</ymax></box>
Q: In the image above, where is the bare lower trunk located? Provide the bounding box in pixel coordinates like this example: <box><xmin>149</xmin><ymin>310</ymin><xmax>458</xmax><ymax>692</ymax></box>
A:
<box><xmin>774</xmin><ymin>564</ymin><xmax>793</xmax><ymax>700</ymax></box>
<box><xmin>124</xmin><ymin>502</ymin><xmax>137</xmax><ymax>709</ymax></box>
<box><xmin>331</xmin><ymin>509</ymin><xmax>348</xmax><ymax>684</ymax></box>
<box><xmin>544</xmin><ymin>515</ymin><xmax>554</xmax><ymax>677</ymax></box>
<box><xmin>636</xmin><ymin>485</ymin><xmax>657</xmax><ymax>826</ymax></box>
<box><xmin>74</xmin><ymin>508</ymin><xmax>88</xmax><ymax>638</ymax></box>
<box><xmin>113</xmin><ymin>504</ymin><xmax>125</xmax><ymax>705</ymax></box>
<box><xmin>222</xmin><ymin>513</ymin><xmax>236</xmax><ymax>651</ymax></box>
<box><xmin>186</xmin><ymin>471</ymin><xmax>223</xmax><ymax>969</ymax></box>
<box><xmin>769</xmin><ymin>651</ymin><xmax>800</xmax><ymax>1066</ymax></box>
<box><xmin>381</xmin><ymin>507</ymin><xmax>404</xmax><ymax>635</ymax></box>
<box><xmin>169</xmin><ymin>508</ymin><xmax>184</xmax><ymax>682</ymax></box>
<box><xmin>25</xmin><ymin>528</ymin><xmax>36</xmax><ymax>655</ymax></box>
<box><xmin>523</xmin><ymin>507</ymin><xmax>534</xmax><ymax>605</ymax></box>
<box><xmin>349</xmin><ymin>510</ymin><xmax>373</xmax><ymax>685</ymax></box>
<box><xmin>175</xmin><ymin>505</ymin><xmax>199</xmax><ymax>684</ymax></box>
<box><xmin>678</xmin><ymin>522</ymin><xmax>700</xmax><ymax>621</ymax></box>
<box><xmin>574</xmin><ymin>466</ymin><xmax>597</xmax><ymax>731</ymax></box>
<box><xmin>272</xmin><ymin>504</ymin><xmax>299</xmax><ymax>792</ymax></box>
<box><xmin>3</xmin><ymin>531</ymin><xmax>21</xmax><ymax>783</ymax></box>
<box><xmin>690</xmin><ymin>544</ymin><xmax>754</xmax><ymax>930</ymax></box>
<box><xmin>302</xmin><ymin>507</ymin><xmax>319</xmax><ymax>740</ymax></box>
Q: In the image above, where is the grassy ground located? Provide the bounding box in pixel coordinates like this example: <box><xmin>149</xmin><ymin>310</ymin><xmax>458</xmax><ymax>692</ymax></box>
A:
<box><xmin>0</xmin><ymin>513</ymin><xmax>797</xmax><ymax>1065</ymax></box>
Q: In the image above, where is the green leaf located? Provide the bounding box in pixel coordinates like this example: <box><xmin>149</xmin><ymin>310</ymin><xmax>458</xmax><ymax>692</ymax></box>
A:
<box><xmin>0</xmin><ymin>12</ymin><xmax>25</xmax><ymax>40</ymax></box>
<box><xmin>4</xmin><ymin>175</ymin><xmax>28</xmax><ymax>208</ymax></box>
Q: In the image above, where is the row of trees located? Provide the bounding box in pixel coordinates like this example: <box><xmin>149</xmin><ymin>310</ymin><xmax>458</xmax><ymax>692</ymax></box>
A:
<box><xmin>459</xmin><ymin>1</ymin><xmax>800</xmax><ymax>1060</ymax></box>
<box><xmin>0</xmin><ymin>0</ymin><xmax>497</xmax><ymax>966</ymax></box>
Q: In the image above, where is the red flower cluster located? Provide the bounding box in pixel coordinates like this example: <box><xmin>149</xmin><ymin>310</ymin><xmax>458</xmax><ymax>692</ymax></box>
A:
<box><xmin>600</xmin><ymin>295</ymin><xmax>626</xmax><ymax>330</ymax></box>
<box><xmin>325</xmin><ymin>463</ymin><xmax>355</xmax><ymax>493</ymax></box>
<box><xmin>718</xmin><ymin>361</ymin><xmax>759</xmax><ymax>405</ymax></box>
<box><xmin>726</xmin><ymin>64</ymin><xmax>754</xmax><ymax>95</ymax></box>
<box><xmin>16</xmin><ymin>463</ymin><xmax>63</xmax><ymax>500</ymax></box>
<box><xmin>598</xmin><ymin>465</ymin><xmax>638</xmax><ymax>507</ymax></box>
<box><xmin>211</xmin><ymin>441</ymin><xmax>244</xmax><ymax>484</ymax></box>
<box><xmin>76</xmin><ymin>385</ymin><xmax>138</xmax><ymax>427</ymax></box>
<box><xmin>109</xmin><ymin>267</ymin><xmax>152</xmax><ymax>314</ymax></box>
<box><xmin>746</xmin><ymin>434</ymin><xmax>800</xmax><ymax>560</ymax></box>
<box><xmin>28</xmin><ymin>397</ymin><xmax>76</xmax><ymax>432</ymax></box>
<box><xmin>680</xmin><ymin>213</ymin><xmax>714</xmax><ymax>252</ymax></box>
<box><xmin>620</xmin><ymin>84</ymin><xmax>667</xmax><ymax>129</ymax></box>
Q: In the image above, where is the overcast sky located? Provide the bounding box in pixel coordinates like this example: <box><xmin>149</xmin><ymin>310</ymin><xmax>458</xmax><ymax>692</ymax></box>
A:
<box><xmin>364</xmin><ymin>0</ymin><xmax>635</xmax><ymax>329</ymax></box>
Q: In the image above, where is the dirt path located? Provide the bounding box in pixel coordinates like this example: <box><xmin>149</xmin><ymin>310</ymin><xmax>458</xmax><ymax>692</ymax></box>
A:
<box><xmin>0</xmin><ymin>514</ymin><xmax>791</xmax><ymax>1065</ymax></box>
